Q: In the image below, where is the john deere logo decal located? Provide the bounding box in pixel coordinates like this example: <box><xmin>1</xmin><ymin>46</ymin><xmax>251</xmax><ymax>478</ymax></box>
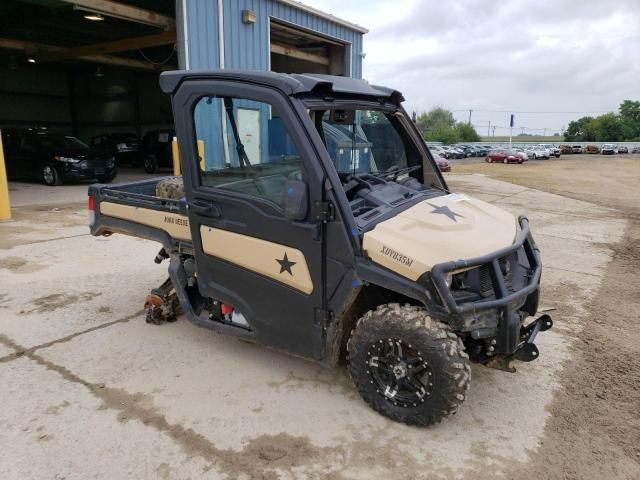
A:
<box><xmin>380</xmin><ymin>246</ymin><xmax>414</xmax><ymax>267</ymax></box>
<box><xmin>427</xmin><ymin>203</ymin><xmax>464</xmax><ymax>223</ymax></box>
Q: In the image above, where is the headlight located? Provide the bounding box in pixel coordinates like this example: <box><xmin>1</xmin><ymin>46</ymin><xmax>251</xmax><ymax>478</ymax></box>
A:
<box><xmin>54</xmin><ymin>156</ymin><xmax>80</xmax><ymax>163</ymax></box>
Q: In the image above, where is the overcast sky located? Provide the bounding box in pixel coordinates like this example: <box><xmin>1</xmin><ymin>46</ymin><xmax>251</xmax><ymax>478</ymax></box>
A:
<box><xmin>314</xmin><ymin>0</ymin><xmax>640</xmax><ymax>136</ymax></box>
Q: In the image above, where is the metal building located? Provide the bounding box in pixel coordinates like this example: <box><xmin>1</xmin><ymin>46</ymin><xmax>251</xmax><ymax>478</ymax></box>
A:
<box><xmin>177</xmin><ymin>0</ymin><xmax>367</xmax><ymax>78</ymax></box>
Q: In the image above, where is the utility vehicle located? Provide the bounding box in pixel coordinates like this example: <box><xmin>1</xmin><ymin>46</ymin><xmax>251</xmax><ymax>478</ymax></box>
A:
<box><xmin>88</xmin><ymin>70</ymin><xmax>552</xmax><ymax>426</ymax></box>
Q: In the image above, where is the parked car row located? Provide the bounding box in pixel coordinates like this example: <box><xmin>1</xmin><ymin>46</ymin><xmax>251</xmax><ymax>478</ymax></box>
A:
<box><xmin>0</xmin><ymin>128</ymin><xmax>176</xmax><ymax>185</ymax></box>
<box><xmin>1</xmin><ymin>128</ymin><xmax>117</xmax><ymax>186</ymax></box>
<box><xmin>560</xmin><ymin>144</ymin><xmax>634</xmax><ymax>155</ymax></box>
<box><xmin>90</xmin><ymin>129</ymin><xmax>176</xmax><ymax>173</ymax></box>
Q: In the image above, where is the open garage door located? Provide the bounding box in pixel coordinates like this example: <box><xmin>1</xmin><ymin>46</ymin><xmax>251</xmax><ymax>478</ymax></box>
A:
<box><xmin>0</xmin><ymin>0</ymin><xmax>177</xmax><ymax>184</ymax></box>
<box><xmin>270</xmin><ymin>20</ymin><xmax>349</xmax><ymax>76</ymax></box>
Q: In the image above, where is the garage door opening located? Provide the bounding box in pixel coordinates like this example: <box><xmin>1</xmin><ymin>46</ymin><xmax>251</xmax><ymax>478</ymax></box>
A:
<box><xmin>0</xmin><ymin>0</ymin><xmax>177</xmax><ymax>185</ymax></box>
<box><xmin>270</xmin><ymin>19</ymin><xmax>349</xmax><ymax>76</ymax></box>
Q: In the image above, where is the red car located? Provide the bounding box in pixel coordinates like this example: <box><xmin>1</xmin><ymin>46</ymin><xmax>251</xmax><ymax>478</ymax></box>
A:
<box><xmin>434</xmin><ymin>154</ymin><xmax>451</xmax><ymax>172</ymax></box>
<box><xmin>486</xmin><ymin>149</ymin><xmax>524</xmax><ymax>164</ymax></box>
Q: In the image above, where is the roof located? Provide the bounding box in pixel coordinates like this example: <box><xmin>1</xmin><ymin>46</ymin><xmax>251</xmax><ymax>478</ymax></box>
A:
<box><xmin>159</xmin><ymin>70</ymin><xmax>404</xmax><ymax>103</ymax></box>
<box><xmin>276</xmin><ymin>0</ymin><xmax>368</xmax><ymax>34</ymax></box>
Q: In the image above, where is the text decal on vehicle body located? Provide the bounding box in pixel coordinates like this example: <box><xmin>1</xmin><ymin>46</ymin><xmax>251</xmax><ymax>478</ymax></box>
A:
<box><xmin>380</xmin><ymin>245</ymin><xmax>414</xmax><ymax>267</ymax></box>
<box><xmin>164</xmin><ymin>215</ymin><xmax>189</xmax><ymax>227</ymax></box>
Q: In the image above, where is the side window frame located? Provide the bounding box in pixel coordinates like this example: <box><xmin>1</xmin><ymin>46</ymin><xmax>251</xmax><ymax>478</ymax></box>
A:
<box><xmin>174</xmin><ymin>80</ymin><xmax>325</xmax><ymax>216</ymax></box>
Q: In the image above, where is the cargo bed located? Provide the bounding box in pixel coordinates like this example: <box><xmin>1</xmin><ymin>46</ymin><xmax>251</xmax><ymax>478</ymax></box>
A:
<box><xmin>88</xmin><ymin>177</ymin><xmax>192</xmax><ymax>250</ymax></box>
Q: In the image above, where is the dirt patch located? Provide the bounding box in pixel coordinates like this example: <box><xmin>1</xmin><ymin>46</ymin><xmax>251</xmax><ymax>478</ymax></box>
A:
<box><xmin>499</xmin><ymin>220</ymin><xmax>640</xmax><ymax>480</ymax></box>
<box><xmin>97</xmin><ymin>306</ymin><xmax>112</xmax><ymax>314</ymax></box>
<box><xmin>20</xmin><ymin>292</ymin><xmax>101</xmax><ymax>315</ymax></box>
<box><xmin>0</xmin><ymin>256</ymin><xmax>47</xmax><ymax>273</ymax></box>
<box><xmin>450</xmin><ymin>157</ymin><xmax>640</xmax><ymax>479</ymax></box>
<box><xmin>450</xmin><ymin>156</ymin><xmax>640</xmax><ymax>214</ymax></box>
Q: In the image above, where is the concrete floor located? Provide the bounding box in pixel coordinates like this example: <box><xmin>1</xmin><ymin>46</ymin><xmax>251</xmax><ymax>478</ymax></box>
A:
<box><xmin>0</xmin><ymin>174</ymin><xmax>626</xmax><ymax>479</ymax></box>
<box><xmin>7</xmin><ymin>168</ymin><xmax>162</xmax><ymax>207</ymax></box>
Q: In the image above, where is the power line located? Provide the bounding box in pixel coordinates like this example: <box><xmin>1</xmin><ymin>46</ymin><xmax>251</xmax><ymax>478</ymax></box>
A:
<box><xmin>452</xmin><ymin>109</ymin><xmax>610</xmax><ymax>115</ymax></box>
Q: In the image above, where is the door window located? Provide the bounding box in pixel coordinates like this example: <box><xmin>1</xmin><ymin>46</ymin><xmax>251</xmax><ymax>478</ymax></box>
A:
<box><xmin>193</xmin><ymin>96</ymin><xmax>302</xmax><ymax>210</ymax></box>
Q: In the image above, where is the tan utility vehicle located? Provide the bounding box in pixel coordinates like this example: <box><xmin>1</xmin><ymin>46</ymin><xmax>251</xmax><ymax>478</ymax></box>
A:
<box><xmin>89</xmin><ymin>70</ymin><xmax>552</xmax><ymax>426</ymax></box>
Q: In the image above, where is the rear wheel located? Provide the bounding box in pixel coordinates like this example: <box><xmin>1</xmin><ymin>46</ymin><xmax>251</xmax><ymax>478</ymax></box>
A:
<box><xmin>144</xmin><ymin>155</ymin><xmax>158</xmax><ymax>174</ymax></box>
<box><xmin>42</xmin><ymin>164</ymin><xmax>62</xmax><ymax>186</ymax></box>
<box><xmin>347</xmin><ymin>304</ymin><xmax>471</xmax><ymax>426</ymax></box>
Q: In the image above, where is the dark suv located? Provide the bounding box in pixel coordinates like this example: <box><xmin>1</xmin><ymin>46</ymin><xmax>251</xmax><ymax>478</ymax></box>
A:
<box><xmin>140</xmin><ymin>129</ymin><xmax>175</xmax><ymax>173</ymax></box>
<box><xmin>1</xmin><ymin>128</ymin><xmax>116</xmax><ymax>186</ymax></box>
<box><xmin>89</xmin><ymin>133</ymin><xmax>140</xmax><ymax>166</ymax></box>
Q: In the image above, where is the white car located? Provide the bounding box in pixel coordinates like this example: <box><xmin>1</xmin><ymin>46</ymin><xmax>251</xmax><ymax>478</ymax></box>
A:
<box><xmin>526</xmin><ymin>146</ymin><xmax>550</xmax><ymax>159</ymax></box>
<box><xmin>429</xmin><ymin>145</ymin><xmax>447</xmax><ymax>157</ymax></box>
<box><xmin>513</xmin><ymin>148</ymin><xmax>528</xmax><ymax>161</ymax></box>
<box><xmin>538</xmin><ymin>144</ymin><xmax>561</xmax><ymax>157</ymax></box>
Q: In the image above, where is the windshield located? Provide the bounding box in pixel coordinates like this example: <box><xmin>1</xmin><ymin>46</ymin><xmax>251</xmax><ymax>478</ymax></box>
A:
<box><xmin>313</xmin><ymin>108</ymin><xmax>441</xmax><ymax>188</ymax></box>
<box><xmin>37</xmin><ymin>134</ymin><xmax>89</xmax><ymax>152</ymax></box>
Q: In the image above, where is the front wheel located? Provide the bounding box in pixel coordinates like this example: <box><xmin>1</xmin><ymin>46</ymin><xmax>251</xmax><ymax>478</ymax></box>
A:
<box><xmin>503</xmin><ymin>158</ymin><xmax>508</xmax><ymax>164</ymax></box>
<box><xmin>42</xmin><ymin>164</ymin><xmax>62</xmax><ymax>186</ymax></box>
<box><xmin>347</xmin><ymin>304</ymin><xmax>471</xmax><ymax>426</ymax></box>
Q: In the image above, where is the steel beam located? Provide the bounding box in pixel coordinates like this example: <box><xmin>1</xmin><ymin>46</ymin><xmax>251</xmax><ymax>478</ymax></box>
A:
<box><xmin>270</xmin><ymin>43</ymin><xmax>329</xmax><ymax>66</ymax></box>
<box><xmin>37</xmin><ymin>31</ymin><xmax>176</xmax><ymax>62</ymax></box>
<box><xmin>0</xmin><ymin>38</ymin><xmax>172</xmax><ymax>71</ymax></box>
<box><xmin>59</xmin><ymin>0</ymin><xmax>174</xmax><ymax>29</ymax></box>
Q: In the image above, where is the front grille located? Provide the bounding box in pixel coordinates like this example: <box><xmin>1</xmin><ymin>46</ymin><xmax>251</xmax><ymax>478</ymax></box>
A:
<box><xmin>478</xmin><ymin>265</ymin><xmax>493</xmax><ymax>296</ymax></box>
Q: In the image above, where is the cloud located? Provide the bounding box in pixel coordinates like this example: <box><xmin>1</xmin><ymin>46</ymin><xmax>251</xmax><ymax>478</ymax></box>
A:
<box><xmin>315</xmin><ymin>0</ymin><xmax>640</xmax><ymax>133</ymax></box>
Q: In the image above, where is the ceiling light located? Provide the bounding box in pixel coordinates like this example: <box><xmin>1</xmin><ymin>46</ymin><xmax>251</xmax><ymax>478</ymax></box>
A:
<box><xmin>94</xmin><ymin>67</ymin><xmax>104</xmax><ymax>77</ymax></box>
<box><xmin>84</xmin><ymin>13</ymin><xmax>104</xmax><ymax>21</ymax></box>
<box><xmin>27</xmin><ymin>57</ymin><xmax>36</xmax><ymax>64</ymax></box>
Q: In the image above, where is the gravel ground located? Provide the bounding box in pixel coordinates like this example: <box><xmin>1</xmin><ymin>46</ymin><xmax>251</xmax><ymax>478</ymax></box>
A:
<box><xmin>0</xmin><ymin>159</ymin><xmax>638</xmax><ymax>479</ymax></box>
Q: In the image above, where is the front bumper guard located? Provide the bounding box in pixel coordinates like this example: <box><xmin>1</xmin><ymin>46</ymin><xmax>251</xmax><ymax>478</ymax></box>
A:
<box><xmin>431</xmin><ymin>216</ymin><xmax>552</xmax><ymax>361</ymax></box>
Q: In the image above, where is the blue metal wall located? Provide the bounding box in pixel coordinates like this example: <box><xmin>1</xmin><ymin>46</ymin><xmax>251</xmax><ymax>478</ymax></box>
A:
<box><xmin>182</xmin><ymin>0</ymin><xmax>364</xmax><ymax>78</ymax></box>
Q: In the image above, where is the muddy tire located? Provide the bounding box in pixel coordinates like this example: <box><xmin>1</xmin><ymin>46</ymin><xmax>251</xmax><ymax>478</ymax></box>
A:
<box><xmin>347</xmin><ymin>303</ymin><xmax>471</xmax><ymax>426</ymax></box>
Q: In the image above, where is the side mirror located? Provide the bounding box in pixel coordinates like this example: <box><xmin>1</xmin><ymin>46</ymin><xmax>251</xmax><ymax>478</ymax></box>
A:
<box><xmin>284</xmin><ymin>178</ymin><xmax>308</xmax><ymax>221</ymax></box>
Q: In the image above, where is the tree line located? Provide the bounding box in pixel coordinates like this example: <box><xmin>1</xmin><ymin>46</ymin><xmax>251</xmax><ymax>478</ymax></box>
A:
<box><xmin>415</xmin><ymin>108</ymin><xmax>480</xmax><ymax>144</ymax></box>
<box><xmin>564</xmin><ymin>100</ymin><xmax>640</xmax><ymax>142</ymax></box>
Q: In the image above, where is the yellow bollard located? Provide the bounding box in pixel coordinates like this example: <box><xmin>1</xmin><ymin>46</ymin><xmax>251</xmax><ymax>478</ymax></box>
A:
<box><xmin>172</xmin><ymin>137</ymin><xmax>181</xmax><ymax>176</ymax></box>
<box><xmin>0</xmin><ymin>129</ymin><xmax>12</xmax><ymax>221</ymax></box>
<box><xmin>172</xmin><ymin>137</ymin><xmax>205</xmax><ymax>176</ymax></box>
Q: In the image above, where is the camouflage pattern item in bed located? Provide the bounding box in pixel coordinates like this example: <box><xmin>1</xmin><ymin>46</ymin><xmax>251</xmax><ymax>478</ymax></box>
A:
<box><xmin>156</xmin><ymin>176</ymin><xmax>185</xmax><ymax>200</ymax></box>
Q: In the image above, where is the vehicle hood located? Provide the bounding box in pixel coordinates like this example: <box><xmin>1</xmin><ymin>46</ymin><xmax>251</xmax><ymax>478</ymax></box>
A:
<box><xmin>53</xmin><ymin>148</ymin><xmax>111</xmax><ymax>161</ymax></box>
<box><xmin>363</xmin><ymin>193</ymin><xmax>517</xmax><ymax>280</ymax></box>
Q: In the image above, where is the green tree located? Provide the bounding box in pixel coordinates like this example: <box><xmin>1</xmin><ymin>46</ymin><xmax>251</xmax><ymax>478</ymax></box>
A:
<box><xmin>424</xmin><ymin>126</ymin><xmax>460</xmax><ymax>144</ymax></box>
<box><xmin>454</xmin><ymin>122</ymin><xmax>481</xmax><ymax>142</ymax></box>
<box><xmin>564</xmin><ymin>116</ymin><xmax>596</xmax><ymax>141</ymax></box>
<box><xmin>619</xmin><ymin>100</ymin><xmax>640</xmax><ymax>139</ymax></box>
<box><xmin>591</xmin><ymin>113</ymin><xmax>624</xmax><ymax>142</ymax></box>
<box><xmin>417</xmin><ymin>107</ymin><xmax>456</xmax><ymax>135</ymax></box>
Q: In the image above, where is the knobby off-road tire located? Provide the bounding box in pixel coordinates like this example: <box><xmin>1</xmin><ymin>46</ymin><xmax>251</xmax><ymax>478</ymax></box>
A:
<box><xmin>347</xmin><ymin>303</ymin><xmax>471</xmax><ymax>426</ymax></box>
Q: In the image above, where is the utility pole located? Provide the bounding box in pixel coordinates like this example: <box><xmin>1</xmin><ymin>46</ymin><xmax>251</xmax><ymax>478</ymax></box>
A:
<box><xmin>492</xmin><ymin>126</ymin><xmax>496</xmax><ymax>137</ymax></box>
<box><xmin>487</xmin><ymin>121</ymin><xmax>491</xmax><ymax>138</ymax></box>
<box><xmin>543</xmin><ymin>128</ymin><xmax>547</xmax><ymax>137</ymax></box>
<box><xmin>468</xmin><ymin>109</ymin><xmax>473</xmax><ymax>125</ymax></box>
<box><xmin>521</xmin><ymin>127</ymin><xmax>525</xmax><ymax>135</ymax></box>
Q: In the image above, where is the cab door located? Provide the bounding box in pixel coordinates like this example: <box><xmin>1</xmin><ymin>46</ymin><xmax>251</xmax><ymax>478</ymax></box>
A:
<box><xmin>171</xmin><ymin>79</ymin><xmax>329</xmax><ymax>359</ymax></box>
